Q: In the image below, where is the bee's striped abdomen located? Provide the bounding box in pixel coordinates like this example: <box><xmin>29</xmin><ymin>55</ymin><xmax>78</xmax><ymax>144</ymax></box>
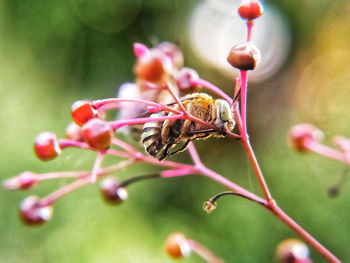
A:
<box><xmin>141</xmin><ymin>113</ymin><xmax>165</xmax><ymax>157</ymax></box>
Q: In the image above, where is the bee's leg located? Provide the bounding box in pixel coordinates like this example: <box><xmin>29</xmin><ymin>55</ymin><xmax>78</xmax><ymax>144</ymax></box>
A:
<box><xmin>158</xmin><ymin>143</ymin><xmax>174</xmax><ymax>161</ymax></box>
<box><xmin>166</xmin><ymin>140</ymin><xmax>191</xmax><ymax>158</ymax></box>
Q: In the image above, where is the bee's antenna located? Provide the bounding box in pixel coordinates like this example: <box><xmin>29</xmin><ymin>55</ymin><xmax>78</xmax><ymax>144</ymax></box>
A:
<box><xmin>231</xmin><ymin>88</ymin><xmax>241</xmax><ymax>106</ymax></box>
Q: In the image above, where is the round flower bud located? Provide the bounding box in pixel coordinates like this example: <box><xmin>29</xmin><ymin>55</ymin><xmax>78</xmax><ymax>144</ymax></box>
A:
<box><xmin>3</xmin><ymin>171</ymin><xmax>37</xmax><ymax>190</ymax></box>
<box><xmin>288</xmin><ymin>124</ymin><xmax>324</xmax><ymax>152</ymax></box>
<box><xmin>238</xmin><ymin>0</ymin><xmax>263</xmax><ymax>21</ymax></box>
<box><xmin>134</xmin><ymin>54</ymin><xmax>166</xmax><ymax>83</ymax></box>
<box><xmin>100</xmin><ymin>177</ymin><xmax>128</xmax><ymax>204</ymax></box>
<box><xmin>82</xmin><ymin>118</ymin><xmax>113</xmax><ymax>150</ymax></box>
<box><xmin>227</xmin><ymin>42</ymin><xmax>261</xmax><ymax>70</ymax></box>
<box><xmin>276</xmin><ymin>239</ymin><xmax>311</xmax><ymax>263</ymax></box>
<box><xmin>176</xmin><ymin>67</ymin><xmax>199</xmax><ymax>90</ymax></box>
<box><xmin>20</xmin><ymin>195</ymin><xmax>53</xmax><ymax>225</ymax></box>
<box><xmin>165</xmin><ymin>232</ymin><xmax>191</xmax><ymax>259</ymax></box>
<box><xmin>71</xmin><ymin>100</ymin><xmax>99</xmax><ymax>127</ymax></box>
<box><xmin>66</xmin><ymin>122</ymin><xmax>84</xmax><ymax>141</ymax></box>
<box><xmin>34</xmin><ymin>132</ymin><xmax>61</xmax><ymax>161</ymax></box>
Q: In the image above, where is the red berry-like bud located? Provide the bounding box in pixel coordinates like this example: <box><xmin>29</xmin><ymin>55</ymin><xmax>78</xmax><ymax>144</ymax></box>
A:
<box><xmin>20</xmin><ymin>195</ymin><xmax>53</xmax><ymax>225</ymax></box>
<box><xmin>165</xmin><ymin>232</ymin><xmax>191</xmax><ymax>259</ymax></box>
<box><xmin>100</xmin><ymin>177</ymin><xmax>128</xmax><ymax>204</ymax></box>
<box><xmin>82</xmin><ymin>118</ymin><xmax>113</xmax><ymax>150</ymax></box>
<box><xmin>134</xmin><ymin>54</ymin><xmax>165</xmax><ymax>83</ymax></box>
<box><xmin>3</xmin><ymin>171</ymin><xmax>37</xmax><ymax>190</ymax></box>
<box><xmin>66</xmin><ymin>122</ymin><xmax>84</xmax><ymax>141</ymax></box>
<box><xmin>71</xmin><ymin>100</ymin><xmax>99</xmax><ymax>127</ymax></box>
<box><xmin>238</xmin><ymin>0</ymin><xmax>263</xmax><ymax>21</ymax></box>
<box><xmin>227</xmin><ymin>42</ymin><xmax>261</xmax><ymax>70</ymax></box>
<box><xmin>34</xmin><ymin>132</ymin><xmax>61</xmax><ymax>161</ymax></box>
<box><xmin>276</xmin><ymin>239</ymin><xmax>311</xmax><ymax>263</ymax></box>
<box><xmin>289</xmin><ymin>124</ymin><xmax>323</xmax><ymax>152</ymax></box>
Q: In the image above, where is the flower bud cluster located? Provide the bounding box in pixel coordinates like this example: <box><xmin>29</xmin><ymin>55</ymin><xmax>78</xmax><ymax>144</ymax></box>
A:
<box><xmin>117</xmin><ymin>42</ymin><xmax>200</xmax><ymax>130</ymax></box>
<box><xmin>3</xmin><ymin>41</ymin><xmax>207</xmax><ymax>226</ymax></box>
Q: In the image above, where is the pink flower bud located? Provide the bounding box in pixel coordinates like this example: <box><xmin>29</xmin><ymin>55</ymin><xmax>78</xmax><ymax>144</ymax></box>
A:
<box><xmin>3</xmin><ymin>171</ymin><xmax>37</xmax><ymax>190</ymax></box>
<box><xmin>34</xmin><ymin>132</ymin><xmax>62</xmax><ymax>161</ymax></box>
<box><xmin>20</xmin><ymin>196</ymin><xmax>53</xmax><ymax>225</ymax></box>
<box><xmin>289</xmin><ymin>124</ymin><xmax>324</xmax><ymax>152</ymax></box>
<box><xmin>165</xmin><ymin>232</ymin><xmax>191</xmax><ymax>259</ymax></box>
<box><xmin>71</xmin><ymin>100</ymin><xmax>99</xmax><ymax>127</ymax></box>
<box><xmin>176</xmin><ymin>67</ymin><xmax>199</xmax><ymax>90</ymax></box>
<box><xmin>100</xmin><ymin>177</ymin><xmax>128</xmax><ymax>204</ymax></box>
<box><xmin>276</xmin><ymin>239</ymin><xmax>312</xmax><ymax>263</ymax></box>
<box><xmin>82</xmin><ymin>119</ymin><xmax>113</xmax><ymax>150</ymax></box>
<box><xmin>66</xmin><ymin>122</ymin><xmax>84</xmax><ymax>141</ymax></box>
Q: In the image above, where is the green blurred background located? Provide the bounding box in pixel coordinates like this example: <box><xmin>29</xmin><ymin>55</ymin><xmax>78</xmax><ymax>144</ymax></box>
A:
<box><xmin>0</xmin><ymin>0</ymin><xmax>350</xmax><ymax>262</ymax></box>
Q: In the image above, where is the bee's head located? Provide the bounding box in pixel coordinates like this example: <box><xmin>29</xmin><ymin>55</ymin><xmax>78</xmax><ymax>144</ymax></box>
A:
<box><xmin>216</xmin><ymin>100</ymin><xmax>235</xmax><ymax>132</ymax></box>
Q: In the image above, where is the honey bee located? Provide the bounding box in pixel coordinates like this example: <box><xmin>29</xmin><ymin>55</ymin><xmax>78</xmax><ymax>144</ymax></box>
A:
<box><xmin>141</xmin><ymin>93</ymin><xmax>235</xmax><ymax>160</ymax></box>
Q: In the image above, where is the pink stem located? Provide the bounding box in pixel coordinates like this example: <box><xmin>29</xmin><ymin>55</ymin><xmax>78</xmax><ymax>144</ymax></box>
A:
<box><xmin>246</xmin><ymin>21</ymin><xmax>254</xmax><ymax>42</ymax></box>
<box><xmin>93</xmin><ymin>98</ymin><xmax>161</xmax><ymax>110</ymax></box>
<box><xmin>187</xmin><ymin>143</ymin><xmax>203</xmax><ymax>166</ymax></box>
<box><xmin>160</xmin><ymin>167</ymin><xmax>195</xmax><ymax>177</ymax></box>
<box><xmin>60</xmin><ymin>139</ymin><xmax>132</xmax><ymax>159</ymax></box>
<box><xmin>39</xmin><ymin>160</ymin><xmax>135</xmax><ymax>182</ymax></box>
<box><xmin>230</xmin><ymin>19</ymin><xmax>341</xmax><ymax>262</ymax></box>
<box><xmin>268</xmin><ymin>202</ymin><xmax>341</xmax><ymax>263</ymax></box>
<box><xmin>305</xmin><ymin>140</ymin><xmax>348</xmax><ymax>164</ymax></box>
<box><xmin>59</xmin><ymin>139</ymin><xmax>94</xmax><ymax>150</ymax></box>
<box><xmin>197</xmin><ymin>166</ymin><xmax>267</xmax><ymax>205</ymax></box>
<box><xmin>39</xmin><ymin>179</ymin><xmax>89</xmax><ymax>207</ymax></box>
<box><xmin>90</xmin><ymin>151</ymin><xmax>105</xmax><ymax>183</ymax></box>
<box><xmin>165</xmin><ymin>82</ymin><xmax>188</xmax><ymax>113</ymax></box>
<box><xmin>111</xmin><ymin>137</ymin><xmax>138</xmax><ymax>153</ymax></box>
<box><xmin>191</xmin><ymin>79</ymin><xmax>233</xmax><ymax>104</ymax></box>
<box><xmin>187</xmin><ymin>239</ymin><xmax>224</xmax><ymax>263</ymax></box>
<box><xmin>93</xmin><ymin>98</ymin><xmax>180</xmax><ymax>114</ymax></box>
<box><xmin>107</xmin><ymin>144</ymin><xmax>194</xmax><ymax>170</ymax></box>
<box><xmin>240</xmin><ymin>138</ymin><xmax>272</xmax><ymax>201</ymax></box>
<box><xmin>38</xmin><ymin>159</ymin><xmax>134</xmax><ymax>206</ymax></box>
<box><xmin>110</xmin><ymin>113</ymin><xmax>185</xmax><ymax>130</ymax></box>
<box><xmin>39</xmin><ymin>171</ymin><xmax>90</xmax><ymax>180</ymax></box>
<box><xmin>239</xmin><ymin>70</ymin><xmax>248</xmax><ymax>137</ymax></box>
<box><xmin>137</xmin><ymin>154</ymin><xmax>195</xmax><ymax>170</ymax></box>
